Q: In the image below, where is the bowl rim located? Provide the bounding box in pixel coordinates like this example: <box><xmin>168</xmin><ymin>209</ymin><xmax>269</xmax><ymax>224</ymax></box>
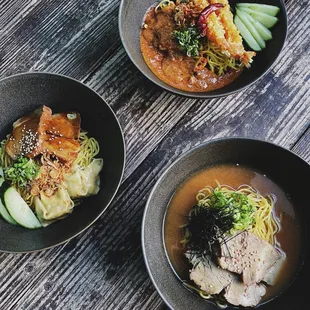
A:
<box><xmin>141</xmin><ymin>137</ymin><xmax>309</xmax><ymax>309</ymax></box>
<box><xmin>118</xmin><ymin>0</ymin><xmax>288</xmax><ymax>99</ymax></box>
<box><xmin>0</xmin><ymin>71</ymin><xmax>126</xmax><ymax>253</ymax></box>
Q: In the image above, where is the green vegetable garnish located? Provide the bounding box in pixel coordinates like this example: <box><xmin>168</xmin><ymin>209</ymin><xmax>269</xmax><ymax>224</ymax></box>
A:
<box><xmin>207</xmin><ymin>187</ymin><xmax>255</xmax><ymax>231</ymax></box>
<box><xmin>182</xmin><ymin>186</ymin><xmax>255</xmax><ymax>255</ymax></box>
<box><xmin>174</xmin><ymin>27</ymin><xmax>243</xmax><ymax>75</ymax></box>
<box><xmin>5</xmin><ymin>156</ymin><xmax>40</xmax><ymax>188</ymax></box>
<box><xmin>174</xmin><ymin>27</ymin><xmax>202</xmax><ymax>57</ymax></box>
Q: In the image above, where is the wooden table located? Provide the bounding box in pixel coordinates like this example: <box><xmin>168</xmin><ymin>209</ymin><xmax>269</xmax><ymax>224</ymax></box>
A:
<box><xmin>0</xmin><ymin>0</ymin><xmax>309</xmax><ymax>309</ymax></box>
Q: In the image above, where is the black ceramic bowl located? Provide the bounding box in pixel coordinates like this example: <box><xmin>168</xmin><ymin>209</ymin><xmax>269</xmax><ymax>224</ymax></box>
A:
<box><xmin>0</xmin><ymin>72</ymin><xmax>125</xmax><ymax>253</ymax></box>
<box><xmin>142</xmin><ymin>138</ymin><xmax>309</xmax><ymax>309</ymax></box>
<box><xmin>119</xmin><ymin>0</ymin><xmax>287</xmax><ymax>98</ymax></box>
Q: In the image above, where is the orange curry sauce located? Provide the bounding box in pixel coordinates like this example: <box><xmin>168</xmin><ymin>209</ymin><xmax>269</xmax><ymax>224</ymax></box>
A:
<box><xmin>140</xmin><ymin>7</ymin><xmax>242</xmax><ymax>92</ymax></box>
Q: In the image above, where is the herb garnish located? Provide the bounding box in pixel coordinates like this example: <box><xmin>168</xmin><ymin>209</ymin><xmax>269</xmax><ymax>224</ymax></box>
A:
<box><xmin>208</xmin><ymin>187</ymin><xmax>255</xmax><ymax>231</ymax></box>
<box><xmin>5</xmin><ymin>156</ymin><xmax>40</xmax><ymax>188</ymax></box>
<box><xmin>182</xmin><ymin>187</ymin><xmax>255</xmax><ymax>255</ymax></box>
<box><xmin>174</xmin><ymin>27</ymin><xmax>202</xmax><ymax>57</ymax></box>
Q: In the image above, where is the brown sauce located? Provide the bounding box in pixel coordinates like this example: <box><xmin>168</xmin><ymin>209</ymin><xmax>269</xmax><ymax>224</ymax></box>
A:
<box><xmin>164</xmin><ymin>164</ymin><xmax>303</xmax><ymax>304</ymax></box>
<box><xmin>140</xmin><ymin>8</ymin><xmax>242</xmax><ymax>92</ymax></box>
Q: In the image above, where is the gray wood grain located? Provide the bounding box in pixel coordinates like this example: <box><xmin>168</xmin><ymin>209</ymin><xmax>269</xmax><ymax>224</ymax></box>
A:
<box><xmin>0</xmin><ymin>0</ymin><xmax>309</xmax><ymax>309</ymax></box>
<box><xmin>292</xmin><ymin>127</ymin><xmax>310</xmax><ymax>163</ymax></box>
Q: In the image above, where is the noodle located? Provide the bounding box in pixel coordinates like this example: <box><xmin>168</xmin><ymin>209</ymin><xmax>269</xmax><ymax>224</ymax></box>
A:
<box><xmin>74</xmin><ymin>131</ymin><xmax>100</xmax><ymax>167</ymax></box>
<box><xmin>0</xmin><ymin>138</ymin><xmax>13</xmax><ymax>168</ymax></box>
<box><xmin>18</xmin><ymin>187</ymin><xmax>35</xmax><ymax>208</ymax></box>
<box><xmin>196</xmin><ymin>41</ymin><xmax>244</xmax><ymax>76</ymax></box>
<box><xmin>196</xmin><ymin>184</ymin><xmax>279</xmax><ymax>245</ymax></box>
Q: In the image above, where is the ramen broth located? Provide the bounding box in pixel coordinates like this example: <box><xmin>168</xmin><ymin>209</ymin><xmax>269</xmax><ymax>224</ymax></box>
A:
<box><xmin>164</xmin><ymin>164</ymin><xmax>303</xmax><ymax>303</ymax></box>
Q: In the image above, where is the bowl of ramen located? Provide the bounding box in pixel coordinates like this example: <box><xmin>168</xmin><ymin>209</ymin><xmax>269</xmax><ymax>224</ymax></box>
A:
<box><xmin>142</xmin><ymin>138</ymin><xmax>309</xmax><ymax>309</ymax></box>
<box><xmin>119</xmin><ymin>0</ymin><xmax>287</xmax><ymax>98</ymax></box>
<box><xmin>0</xmin><ymin>72</ymin><xmax>125</xmax><ymax>252</ymax></box>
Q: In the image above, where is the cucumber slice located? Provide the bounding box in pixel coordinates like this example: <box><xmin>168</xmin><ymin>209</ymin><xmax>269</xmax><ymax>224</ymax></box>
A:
<box><xmin>234</xmin><ymin>15</ymin><xmax>261</xmax><ymax>51</ymax></box>
<box><xmin>236</xmin><ymin>3</ymin><xmax>280</xmax><ymax>17</ymax></box>
<box><xmin>243</xmin><ymin>11</ymin><xmax>273</xmax><ymax>41</ymax></box>
<box><xmin>238</xmin><ymin>7</ymin><xmax>279</xmax><ymax>28</ymax></box>
<box><xmin>4</xmin><ymin>187</ymin><xmax>41</xmax><ymax>229</ymax></box>
<box><xmin>0</xmin><ymin>197</ymin><xmax>17</xmax><ymax>225</ymax></box>
<box><xmin>236</xmin><ymin>9</ymin><xmax>265</xmax><ymax>49</ymax></box>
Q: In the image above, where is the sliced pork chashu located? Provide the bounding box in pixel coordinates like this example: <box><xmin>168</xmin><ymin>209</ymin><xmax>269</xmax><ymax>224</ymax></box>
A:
<box><xmin>262</xmin><ymin>253</ymin><xmax>286</xmax><ymax>285</ymax></box>
<box><xmin>224</xmin><ymin>280</ymin><xmax>267</xmax><ymax>307</ymax></box>
<box><xmin>186</xmin><ymin>254</ymin><xmax>234</xmax><ymax>294</ymax></box>
<box><xmin>186</xmin><ymin>251</ymin><xmax>268</xmax><ymax>307</ymax></box>
<box><xmin>218</xmin><ymin>231</ymin><xmax>284</xmax><ymax>285</ymax></box>
<box><xmin>186</xmin><ymin>253</ymin><xmax>235</xmax><ymax>295</ymax></box>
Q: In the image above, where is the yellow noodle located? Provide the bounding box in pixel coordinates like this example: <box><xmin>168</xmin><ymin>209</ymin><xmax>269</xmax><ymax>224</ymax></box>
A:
<box><xmin>74</xmin><ymin>131</ymin><xmax>100</xmax><ymax>167</ymax></box>
<box><xmin>17</xmin><ymin>187</ymin><xmax>34</xmax><ymax>208</ymax></box>
<box><xmin>196</xmin><ymin>184</ymin><xmax>279</xmax><ymax>245</ymax></box>
<box><xmin>197</xmin><ymin>41</ymin><xmax>244</xmax><ymax>76</ymax></box>
<box><xmin>0</xmin><ymin>137</ymin><xmax>13</xmax><ymax>168</ymax></box>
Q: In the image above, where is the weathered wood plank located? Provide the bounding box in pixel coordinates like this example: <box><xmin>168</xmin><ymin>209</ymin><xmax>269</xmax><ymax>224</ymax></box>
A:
<box><xmin>0</xmin><ymin>0</ymin><xmax>118</xmax><ymax>79</ymax></box>
<box><xmin>291</xmin><ymin>127</ymin><xmax>310</xmax><ymax>163</ymax></box>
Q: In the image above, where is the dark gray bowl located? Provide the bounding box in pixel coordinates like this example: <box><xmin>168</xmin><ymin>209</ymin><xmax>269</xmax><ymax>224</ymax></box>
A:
<box><xmin>0</xmin><ymin>72</ymin><xmax>125</xmax><ymax>253</ymax></box>
<box><xmin>119</xmin><ymin>0</ymin><xmax>287</xmax><ymax>98</ymax></box>
<box><xmin>142</xmin><ymin>138</ymin><xmax>309</xmax><ymax>309</ymax></box>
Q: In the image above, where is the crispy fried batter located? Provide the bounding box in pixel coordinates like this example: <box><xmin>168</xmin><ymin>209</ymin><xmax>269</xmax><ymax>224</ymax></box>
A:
<box><xmin>205</xmin><ymin>0</ymin><xmax>256</xmax><ymax>67</ymax></box>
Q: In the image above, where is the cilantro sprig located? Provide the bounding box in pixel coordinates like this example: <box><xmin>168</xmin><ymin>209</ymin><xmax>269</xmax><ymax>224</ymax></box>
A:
<box><xmin>174</xmin><ymin>27</ymin><xmax>202</xmax><ymax>57</ymax></box>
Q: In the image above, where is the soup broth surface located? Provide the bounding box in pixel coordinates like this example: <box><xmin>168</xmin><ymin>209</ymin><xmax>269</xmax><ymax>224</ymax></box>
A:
<box><xmin>164</xmin><ymin>164</ymin><xmax>303</xmax><ymax>303</ymax></box>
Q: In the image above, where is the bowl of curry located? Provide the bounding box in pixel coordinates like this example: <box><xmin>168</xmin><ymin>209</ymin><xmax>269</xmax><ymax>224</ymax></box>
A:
<box><xmin>119</xmin><ymin>0</ymin><xmax>287</xmax><ymax>98</ymax></box>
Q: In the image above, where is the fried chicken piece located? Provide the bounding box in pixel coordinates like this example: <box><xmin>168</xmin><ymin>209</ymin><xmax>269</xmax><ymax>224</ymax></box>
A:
<box><xmin>6</xmin><ymin>107</ymin><xmax>48</xmax><ymax>159</ymax></box>
<box><xmin>39</xmin><ymin>106</ymin><xmax>81</xmax><ymax>139</ymax></box>
<box><xmin>206</xmin><ymin>0</ymin><xmax>256</xmax><ymax>67</ymax></box>
<box><xmin>5</xmin><ymin>105</ymin><xmax>81</xmax><ymax>162</ymax></box>
<box><xmin>41</xmin><ymin>136</ymin><xmax>80</xmax><ymax>161</ymax></box>
<box><xmin>39</xmin><ymin>106</ymin><xmax>81</xmax><ymax>162</ymax></box>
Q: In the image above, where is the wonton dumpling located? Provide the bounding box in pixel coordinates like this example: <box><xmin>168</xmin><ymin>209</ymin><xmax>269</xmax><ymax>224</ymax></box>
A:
<box><xmin>63</xmin><ymin>158</ymin><xmax>103</xmax><ymax>198</ymax></box>
<box><xmin>63</xmin><ymin>164</ymin><xmax>87</xmax><ymax>197</ymax></box>
<box><xmin>35</xmin><ymin>186</ymin><xmax>74</xmax><ymax>224</ymax></box>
